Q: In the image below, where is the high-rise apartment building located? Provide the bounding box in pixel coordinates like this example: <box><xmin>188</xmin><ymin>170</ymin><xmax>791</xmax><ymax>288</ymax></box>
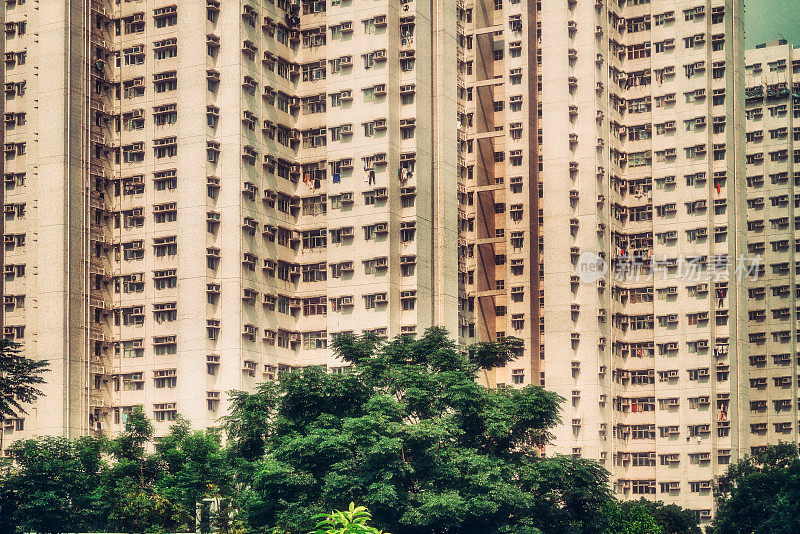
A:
<box><xmin>537</xmin><ymin>0</ymin><xmax>746</xmax><ymax>520</ymax></box>
<box><xmin>4</xmin><ymin>0</ymin><xmax>798</xmax><ymax>524</ymax></box>
<box><xmin>742</xmin><ymin>39</ymin><xmax>800</xmax><ymax>451</ymax></box>
<box><xmin>0</xmin><ymin>0</ymin><xmax>462</xmax><ymax>446</ymax></box>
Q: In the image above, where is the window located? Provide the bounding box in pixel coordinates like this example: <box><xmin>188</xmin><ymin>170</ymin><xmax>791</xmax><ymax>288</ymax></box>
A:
<box><xmin>303</xmin><ymin>297</ymin><xmax>327</xmax><ymax>315</ymax></box>
<box><xmin>122</xmin><ymin>373</ymin><xmax>144</xmax><ymax>391</ymax></box>
<box><xmin>364</xmin><ymin>293</ymin><xmax>387</xmax><ymax>309</ymax></box>
<box><xmin>154</xmin><ymin>71</ymin><xmax>177</xmax><ymax>93</ymax></box>
<box><xmin>153</xmin><ymin>302</ymin><xmax>177</xmax><ymax>322</ymax></box>
<box><xmin>154</xmin><ymin>104</ymin><xmax>177</xmax><ymax>126</ymax></box>
<box><xmin>154</xmin><ymin>336</ymin><xmax>177</xmax><ymax>355</ymax></box>
<box><xmin>302</xmin><ymin>61</ymin><xmax>326</xmax><ymax>81</ymax></box>
<box><xmin>122</xmin><ymin>340</ymin><xmax>144</xmax><ymax>358</ymax></box>
<box><xmin>511</xmin><ymin>369</ymin><xmax>524</xmax><ymax>384</ymax></box>
<box><xmin>363</xmin><ymin>19</ymin><xmax>375</xmax><ymax>34</ymax></box>
<box><xmin>632</xmin><ymin>425</ymin><xmax>655</xmax><ymax>440</ymax></box>
<box><xmin>654</xmin><ymin>12</ymin><xmax>673</xmax><ymax>26</ymax></box>
<box><xmin>124</xmin><ymin>13</ymin><xmax>146</xmax><ymax>34</ymax></box>
<box><xmin>154</xmin><ymin>10</ymin><xmax>177</xmax><ymax>28</ymax></box>
<box><xmin>154</xmin><ymin>369</ymin><xmax>177</xmax><ymax>388</ymax></box>
<box><xmin>302</xmin><ymin>229</ymin><xmax>327</xmax><ymax>249</ymax></box>
<box><xmin>400</xmin><ymin>221</ymin><xmax>416</xmax><ymax>242</ymax></box>
<box><xmin>153</xmin><ymin>137</ymin><xmax>177</xmax><ymax>158</ymax></box>
<box><xmin>303</xmin><ymin>331</ymin><xmax>327</xmax><ymax>350</ymax></box>
<box><xmin>154</xmin><ymin>404</ymin><xmax>177</xmax><ymax>422</ymax></box>
<box><xmin>123</xmin><ymin>45</ymin><xmax>145</xmax><ymax>65</ymax></box>
<box><xmin>401</xmin><ymin>256</ymin><xmax>415</xmax><ymax>277</ymax></box>
<box><xmin>154</xmin><ymin>170</ymin><xmax>177</xmax><ymax>190</ymax></box>
<box><xmin>153</xmin><ymin>236</ymin><xmax>177</xmax><ymax>256</ymax></box>
<box><xmin>153</xmin><ymin>269</ymin><xmax>177</xmax><ymax>289</ymax></box>
<box><xmin>154</xmin><ymin>38</ymin><xmax>177</xmax><ymax>60</ymax></box>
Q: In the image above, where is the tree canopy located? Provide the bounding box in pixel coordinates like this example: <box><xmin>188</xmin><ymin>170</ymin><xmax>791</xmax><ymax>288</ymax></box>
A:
<box><xmin>226</xmin><ymin>328</ymin><xmax>611</xmax><ymax>534</ymax></box>
<box><xmin>711</xmin><ymin>443</ymin><xmax>800</xmax><ymax>534</ymax></box>
<box><xmin>1</xmin><ymin>409</ymin><xmax>234</xmax><ymax>534</ymax></box>
<box><xmin>0</xmin><ymin>328</ymin><xmax>702</xmax><ymax>534</ymax></box>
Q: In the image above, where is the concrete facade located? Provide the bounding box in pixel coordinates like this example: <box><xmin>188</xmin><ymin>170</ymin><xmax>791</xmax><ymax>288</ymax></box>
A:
<box><xmin>742</xmin><ymin>40</ymin><xmax>800</xmax><ymax>453</ymax></box>
<box><xmin>5</xmin><ymin>0</ymin><xmax>800</xmax><ymax>525</ymax></box>
<box><xmin>0</xmin><ymin>0</ymin><xmax>460</xmax><ymax>443</ymax></box>
<box><xmin>538</xmin><ymin>0</ymin><xmax>747</xmax><ymax>521</ymax></box>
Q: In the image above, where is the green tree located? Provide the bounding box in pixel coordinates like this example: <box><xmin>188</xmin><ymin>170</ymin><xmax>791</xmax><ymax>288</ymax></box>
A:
<box><xmin>226</xmin><ymin>328</ymin><xmax>613</xmax><ymax>534</ymax></box>
<box><xmin>618</xmin><ymin>500</ymin><xmax>700</xmax><ymax>534</ymax></box>
<box><xmin>100</xmin><ymin>406</ymin><xmax>171</xmax><ymax>533</ymax></box>
<box><xmin>712</xmin><ymin>442</ymin><xmax>800</xmax><ymax>534</ymax></box>
<box><xmin>603</xmin><ymin>501</ymin><xmax>662</xmax><ymax>534</ymax></box>
<box><xmin>155</xmin><ymin>418</ymin><xmax>236</xmax><ymax>529</ymax></box>
<box><xmin>0</xmin><ymin>339</ymin><xmax>48</xmax><ymax>419</ymax></box>
<box><xmin>1</xmin><ymin>435</ymin><xmax>106</xmax><ymax>533</ymax></box>
<box><xmin>100</xmin><ymin>409</ymin><xmax>236</xmax><ymax>533</ymax></box>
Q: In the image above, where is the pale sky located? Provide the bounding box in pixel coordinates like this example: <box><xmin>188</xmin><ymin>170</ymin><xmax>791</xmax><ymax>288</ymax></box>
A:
<box><xmin>746</xmin><ymin>0</ymin><xmax>800</xmax><ymax>48</ymax></box>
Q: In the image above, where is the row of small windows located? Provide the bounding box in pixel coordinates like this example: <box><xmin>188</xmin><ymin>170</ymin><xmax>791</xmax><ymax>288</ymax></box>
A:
<box><xmin>746</xmin><ymin>127</ymin><xmax>800</xmax><ymax>142</ymax></box>
<box><xmin>746</xmin><ymin>150</ymin><xmax>800</xmax><ymax>165</ymax></box>
<box><xmin>745</xmin><ymin>102</ymin><xmax>800</xmax><ymax>120</ymax></box>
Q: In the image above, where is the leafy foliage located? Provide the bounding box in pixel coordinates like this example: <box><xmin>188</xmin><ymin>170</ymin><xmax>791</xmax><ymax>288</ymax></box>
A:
<box><xmin>712</xmin><ymin>443</ymin><xmax>800</xmax><ymax>534</ymax></box>
<box><xmin>226</xmin><ymin>328</ymin><xmax>611</xmax><ymax>534</ymax></box>
<box><xmin>618</xmin><ymin>500</ymin><xmax>700</xmax><ymax>534</ymax></box>
<box><xmin>0</xmin><ymin>339</ymin><xmax>49</xmax><ymax>418</ymax></box>
<box><xmin>603</xmin><ymin>500</ymin><xmax>663</xmax><ymax>534</ymax></box>
<box><xmin>0</xmin><ymin>329</ymin><xmax>702</xmax><ymax>534</ymax></box>
<box><xmin>2</xmin><ymin>410</ymin><xmax>237</xmax><ymax>534</ymax></box>
<box><xmin>309</xmin><ymin>503</ymin><xmax>387</xmax><ymax>534</ymax></box>
<box><xmin>1</xmin><ymin>436</ymin><xmax>106</xmax><ymax>534</ymax></box>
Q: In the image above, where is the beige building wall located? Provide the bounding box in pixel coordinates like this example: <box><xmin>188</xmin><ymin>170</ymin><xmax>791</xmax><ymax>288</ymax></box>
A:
<box><xmin>539</xmin><ymin>0</ymin><xmax>746</xmax><ymax>522</ymax></box>
<box><xmin>0</xmin><ymin>0</ymin><xmax>90</xmax><ymax>445</ymax></box>
<box><xmin>743</xmin><ymin>40</ymin><xmax>800</xmax><ymax>451</ymax></box>
<box><xmin>4</xmin><ymin>0</ymin><xmax>799</xmax><ymax>526</ymax></box>
<box><xmin>1</xmin><ymin>0</ymin><xmax>459</xmax><ymax>445</ymax></box>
